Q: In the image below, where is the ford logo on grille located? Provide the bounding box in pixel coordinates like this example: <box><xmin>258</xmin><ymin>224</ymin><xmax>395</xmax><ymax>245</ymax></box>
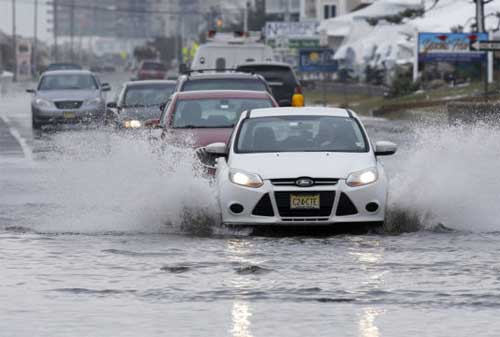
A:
<box><xmin>296</xmin><ymin>178</ymin><xmax>314</xmax><ymax>187</ymax></box>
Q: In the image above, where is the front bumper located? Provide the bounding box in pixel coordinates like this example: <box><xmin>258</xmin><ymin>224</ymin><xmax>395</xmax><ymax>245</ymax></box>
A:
<box><xmin>32</xmin><ymin>105</ymin><xmax>106</xmax><ymax>125</ymax></box>
<box><xmin>218</xmin><ymin>176</ymin><xmax>387</xmax><ymax>226</ymax></box>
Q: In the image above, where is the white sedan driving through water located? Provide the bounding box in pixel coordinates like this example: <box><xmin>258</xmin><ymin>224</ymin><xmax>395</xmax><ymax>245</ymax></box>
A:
<box><xmin>206</xmin><ymin>107</ymin><xmax>397</xmax><ymax>229</ymax></box>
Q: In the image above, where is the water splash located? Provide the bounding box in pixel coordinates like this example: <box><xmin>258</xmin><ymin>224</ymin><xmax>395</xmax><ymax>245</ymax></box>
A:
<box><xmin>31</xmin><ymin>130</ymin><xmax>219</xmax><ymax>234</ymax></box>
<box><xmin>388</xmin><ymin>122</ymin><xmax>500</xmax><ymax>233</ymax></box>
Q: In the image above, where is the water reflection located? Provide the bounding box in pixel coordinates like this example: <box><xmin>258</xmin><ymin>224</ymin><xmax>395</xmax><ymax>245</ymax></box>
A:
<box><xmin>359</xmin><ymin>308</ymin><xmax>382</xmax><ymax>337</ymax></box>
<box><xmin>231</xmin><ymin>301</ymin><xmax>253</xmax><ymax>337</ymax></box>
<box><xmin>227</xmin><ymin>239</ymin><xmax>256</xmax><ymax>337</ymax></box>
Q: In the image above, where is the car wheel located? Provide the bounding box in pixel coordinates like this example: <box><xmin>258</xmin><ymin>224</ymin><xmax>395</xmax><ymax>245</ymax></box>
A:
<box><xmin>367</xmin><ymin>221</ymin><xmax>385</xmax><ymax>234</ymax></box>
<box><xmin>32</xmin><ymin>116</ymin><xmax>42</xmax><ymax>130</ymax></box>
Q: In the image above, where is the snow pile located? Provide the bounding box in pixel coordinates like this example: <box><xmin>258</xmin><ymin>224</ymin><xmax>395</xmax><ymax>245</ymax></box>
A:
<box><xmin>320</xmin><ymin>0</ymin><xmax>500</xmax><ymax>75</ymax></box>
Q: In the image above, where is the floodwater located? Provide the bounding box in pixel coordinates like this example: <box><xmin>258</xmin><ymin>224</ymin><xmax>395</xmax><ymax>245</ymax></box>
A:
<box><xmin>1</xmin><ymin>78</ymin><xmax>500</xmax><ymax>336</ymax></box>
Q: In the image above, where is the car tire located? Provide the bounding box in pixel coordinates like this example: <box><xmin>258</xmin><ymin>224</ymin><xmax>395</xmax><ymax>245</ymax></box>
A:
<box><xmin>32</xmin><ymin>115</ymin><xmax>42</xmax><ymax>130</ymax></box>
<box><xmin>367</xmin><ymin>221</ymin><xmax>385</xmax><ymax>234</ymax></box>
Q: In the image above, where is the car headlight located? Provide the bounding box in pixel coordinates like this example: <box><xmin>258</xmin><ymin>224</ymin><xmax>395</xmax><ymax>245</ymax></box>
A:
<box><xmin>83</xmin><ymin>97</ymin><xmax>103</xmax><ymax>107</ymax></box>
<box><xmin>34</xmin><ymin>98</ymin><xmax>52</xmax><ymax>108</ymax></box>
<box><xmin>346</xmin><ymin>167</ymin><xmax>378</xmax><ymax>187</ymax></box>
<box><xmin>229</xmin><ymin>169</ymin><xmax>264</xmax><ymax>188</ymax></box>
<box><xmin>123</xmin><ymin>120</ymin><xmax>142</xmax><ymax>128</ymax></box>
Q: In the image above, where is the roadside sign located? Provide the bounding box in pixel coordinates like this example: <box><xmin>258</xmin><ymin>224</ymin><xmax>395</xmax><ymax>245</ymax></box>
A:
<box><xmin>298</xmin><ymin>48</ymin><xmax>337</xmax><ymax>73</ymax></box>
<box><xmin>418</xmin><ymin>32</ymin><xmax>488</xmax><ymax>62</ymax></box>
<box><xmin>470</xmin><ymin>40</ymin><xmax>500</xmax><ymax>51</ymax></box>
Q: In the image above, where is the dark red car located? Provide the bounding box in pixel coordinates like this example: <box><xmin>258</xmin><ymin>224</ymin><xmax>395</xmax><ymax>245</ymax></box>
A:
<box><xmin>135</xmin><ymin>61</ymin><xmax>167</xmax><ymax>80</ymax></box>
<box><xmin>157</xmin><ymin>90</ymin><xmax>278</xmax><ymax>148</ymax></box>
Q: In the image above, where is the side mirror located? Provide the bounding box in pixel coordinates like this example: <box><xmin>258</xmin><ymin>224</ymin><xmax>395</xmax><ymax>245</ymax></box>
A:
<box><xmin>179</xmin><ymin>63</ymin><xmax>189</xmax><ymax>75</ymax></box>
<box><xmin>101</xmin><ymin>83</ymin><xmax>111</xmax><ymax>91</ymax></box>
<box><xmin>291</xmin><ymin>93</ymin><xmax>305</xmax><ymax>107</ymax></box>
<box><xmin>205</xmin><ymin>142</ymin><xmax>227</xmax><ymax>156</ymax></box>
<box><xmin>26</xmin><ymin>89</ymin><xmax>35</xmax><ymax>94</ymax></box>
<box><xmin>107</xmin><ymin>101</ymin><xmax>117</xmax><ymax>108</ymax></box>
<box><xmin>159</xmin><ymin>102</ymin><xmax>166</xmax><ymax>111</ymax></box>
<box><xmin>375</xmin><ymin>141</ymin><xmax>397</xmax><ymax>156</ymax></box>
<box><xmin>144</xmin><ymin>118</ymin><xmax>162</xmax><ymax>129</ymax></box>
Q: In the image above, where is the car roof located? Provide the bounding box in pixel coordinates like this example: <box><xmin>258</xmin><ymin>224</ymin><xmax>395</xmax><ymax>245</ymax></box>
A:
<box><xmin>184</xmin><ymin>71</ymin><xmax>261</xmax><ymax>80</ymax></box>
<box><xmin>41</xmin><ymin>69</ymin><xmax>94</xmax><ymax>75</ymax></box>
<box><xmin>175</xmin><ymin>90</ymin><xmax>273</xmax><ymax>100</ymax></box>
<box><xmin>125</xmin><ymin>80</ymin><xmax>176</xmax><ymax>87</ymax></box>
<box><xmin>236</xmin><ymin>62</ymin><xmax>292</xmax><ymax>69</ymax></box>
<box><xmin>247</xmin><ymin>107</ymin><xmax>355</xmax><ymax>118</ymax></box>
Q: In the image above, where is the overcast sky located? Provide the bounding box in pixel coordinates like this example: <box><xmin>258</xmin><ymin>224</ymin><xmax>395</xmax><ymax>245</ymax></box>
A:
<box><xmin>0</xmin><ymin>1</ymin><xmax>51</xmax><ymax>41</ymax></box>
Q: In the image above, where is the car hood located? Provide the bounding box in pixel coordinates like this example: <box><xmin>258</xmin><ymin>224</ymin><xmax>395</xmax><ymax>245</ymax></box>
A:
<box><xmin>229</xmin><ymin>152</ymin><xmax>375</xmax><ymax>180</ymax></box>
<box><xmin>36</xmin><ymin>90</ymin><xmax>100</xmax><ymax>101</ymax></box>
<box><xmin>169</xmin><ymin>128</ymin><xmax>233</xmax><ymax>148</ymax></box>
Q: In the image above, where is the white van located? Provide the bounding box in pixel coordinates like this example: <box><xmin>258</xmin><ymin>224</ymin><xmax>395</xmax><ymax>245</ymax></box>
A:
<box><xmin>191</xmin><ymin>32</ymin><xmax>274</xmax><ymax>71</ymax></box>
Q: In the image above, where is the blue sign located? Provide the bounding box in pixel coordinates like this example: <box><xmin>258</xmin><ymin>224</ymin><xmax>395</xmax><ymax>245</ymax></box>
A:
<box><xmin>299</xmin><ymin>48</ymin><xmax>338</xmax><ymax>73</ymax></box>
<box><xmin>418</xmin><ymin>32</ymin><xmax>489</xmax><ymax>62</ymax></box>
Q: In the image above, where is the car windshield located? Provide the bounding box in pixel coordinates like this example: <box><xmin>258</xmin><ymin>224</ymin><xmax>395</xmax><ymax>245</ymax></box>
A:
<box><xmin>38</xmin><ymin>74</ymin><xmax>98</xmax><ymax>90</ymax></box>
<box><xmin>172</xmin><ymin>98</ymin><xmax>274</xmax><ymax>129</ymax></box>
<box><xmin>237</xmin><ymin>66</ymin><xmax>296</xmax><ymax>84</ymax></box>
<box><xmin>182</xmin><ymin>79</ymin><xmax>267</xmax><ymax>92</ymax></box>
<box><xmin>123</xmin><ymin>84</ymin><xmax>175</xmax><ymax>106</ymax></box>
<box><xmin>47</xmin><ymin>63</ymin><xmax>82</xmax><ymax>71</ymax></box>
<box><xmin>236</xmin><ymin>116</ymin><xmax>368</xmax><ymax>153</ymax></box>
<box><xmin>142</xmin><ymin>62</ymin><xmax>166</xmax><ymax>71</ymax></box>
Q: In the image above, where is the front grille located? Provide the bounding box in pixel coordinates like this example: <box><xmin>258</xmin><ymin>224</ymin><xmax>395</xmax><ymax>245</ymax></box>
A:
<box><xmin>282</xmin><ymin>218</ymin><xmax>330</xmax><ymax>222</ymax></box>
<box><xmin>252</xmin><ymin>194</ymin><xmax>274</xmax><ymax>217</ymax></box>
<box><xmin>336</xmin><ymin>193</ymin><xmax>358</xmax><ymax>216</ymax></box>
<box><xmin>274</xmin><ymin>191</ymin><xmax>335</xmax><ymax>217</ymax></box>
<box><xmin>55</xmin><ymin>101</ymin><xmax>83</xmax><ymax>109</ymax></box>
<box><xmin>271</xmin><ymin>178</ymin><xmax>339</xmax><ymax>187</ymax></box>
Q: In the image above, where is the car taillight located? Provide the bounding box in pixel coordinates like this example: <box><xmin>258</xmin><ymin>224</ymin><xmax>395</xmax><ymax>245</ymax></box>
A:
<box><xmin>294</xmin><ymin>86</ymin><xmax>303</xmax><ymax>95</ymax></box>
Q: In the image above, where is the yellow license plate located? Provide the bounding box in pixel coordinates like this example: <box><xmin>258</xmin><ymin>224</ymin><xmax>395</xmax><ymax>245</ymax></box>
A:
<box><xmin>63</xmin><ymin>112</ymin><xmax>76</xmax><ymax>119</ymax></box>
<box><xmin>290</xmin><ymin>194</ymin><xmax>320</xmax><ymax>209</ymax></box>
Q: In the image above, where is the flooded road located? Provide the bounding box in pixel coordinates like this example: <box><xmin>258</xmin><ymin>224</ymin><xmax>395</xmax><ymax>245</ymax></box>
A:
<box><xmin>2</xmin><ymin>80</ymin><xmax>500</xmax><ymax>336</ymax></box>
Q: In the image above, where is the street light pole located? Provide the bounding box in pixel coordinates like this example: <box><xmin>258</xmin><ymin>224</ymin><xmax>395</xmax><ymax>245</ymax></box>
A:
<box><xmin>53</xmin><ymin>0</ymin><xmax>58</xmax><ymax>62</ymax></box>
<box><xmin>33</xmin><ymin>0</ymin><xmax>38</xmax><ymax>77</ymax></box>
<box><xmin>12</xmin><ymin>0</ymin><xmax>17</xmax><ymax>82</ymax></box>
<box><xmin>476</xmin><ymin>0</ymin><xmax>485</xmax><ymax>33</ymax></box>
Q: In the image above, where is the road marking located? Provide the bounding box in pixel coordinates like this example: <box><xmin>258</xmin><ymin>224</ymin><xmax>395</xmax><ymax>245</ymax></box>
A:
<box><xmin>0</xmin><ymin>115</ymin><xmax>33</xmax><ymax>162</ymax></box>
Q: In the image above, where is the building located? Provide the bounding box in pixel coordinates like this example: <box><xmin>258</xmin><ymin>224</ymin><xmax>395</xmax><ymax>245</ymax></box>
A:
<box><xmin>50</xmin><ymin>0</ymin><xmax>156</xmax><ymax>39</ymax></box>
<box><xmin>300</xmin><ymin>0</ymin><xmax>374</xmax><ymax>21</ymax></box>
<box><xmin>266</xmin><ymin>0</ymin><xmax>301</xmax><ymax>21</ymax></box>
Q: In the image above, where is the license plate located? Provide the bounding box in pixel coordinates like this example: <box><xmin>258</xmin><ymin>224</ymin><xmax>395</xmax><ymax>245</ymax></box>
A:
<box><xmin>290</xmin><ymin>194</ymin><xmax>320</xmax><ymax>209</ymax></box>
<box><xmin>63</xmin><ymin>111</ymin><xmax>76</xmax><ymax>119</ymax></box>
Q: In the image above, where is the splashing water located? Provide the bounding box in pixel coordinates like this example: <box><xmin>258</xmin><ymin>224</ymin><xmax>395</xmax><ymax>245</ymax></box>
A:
<box><xmin>388</xmin><ymin>122</ymin><xmax>500</xmax><ymax>233</ymax></box>
<box><xmin>30</xmin><ymin>130</ymin><xmax>220</xmax><ymax>234</ymax></box>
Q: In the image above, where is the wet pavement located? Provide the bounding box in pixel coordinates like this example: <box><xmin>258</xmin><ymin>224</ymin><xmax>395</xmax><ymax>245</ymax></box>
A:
<box><xmin>1</xmin><ymin>75</ymin><xmax>500</xmax><ymax>336</ymax></box>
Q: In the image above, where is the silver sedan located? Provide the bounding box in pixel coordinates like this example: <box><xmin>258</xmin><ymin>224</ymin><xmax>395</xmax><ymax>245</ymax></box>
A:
<box><xmin>27</xmin><ymin>70</ymin><xmax>110</xmax><ymax>130</ymax></box>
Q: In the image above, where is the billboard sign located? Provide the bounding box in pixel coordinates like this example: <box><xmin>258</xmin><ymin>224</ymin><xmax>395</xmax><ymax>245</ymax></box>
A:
<box><xmin>298</xmin><ymin>48</ymin><xmax>338</xmax><ymax>73</ymax></box>
<box><xmin>418</xmin><ymin>32</ymin><xmax>489</xmax><ymax>62</ymax></box>
<box><xmin>265</xmin><ymin>21</ymin><xmax>319</xmax><ymax>39</ymax></box>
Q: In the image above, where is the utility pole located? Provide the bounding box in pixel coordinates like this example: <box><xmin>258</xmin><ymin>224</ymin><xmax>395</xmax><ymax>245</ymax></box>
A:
<box><xmin>53</xmin><ymin>0</ymin><xmax>58</xmax><ymax>62</ymax></box>
<box><xmin>476</xmin><ymin>0</ymin><xmax>485</xmax><ymax>33</ymax></box>
<box><xmin>12</xmin><ymin>0</ymin><xmax>17</xmax><ymax>82</ymax></box>
<box><xmin>70</xmin><ymin>0</ymin><xmax>75</xmax><ymax>63</ymax></box>
<box><xmin>33</xmin><ymin>0</ymin><xmax>38</xmax><ymax>77</ymax></box>
<box><xmin>243</xmin><ymin>1</ymin><xmax>249</xmax><ymax>32</ymax></box>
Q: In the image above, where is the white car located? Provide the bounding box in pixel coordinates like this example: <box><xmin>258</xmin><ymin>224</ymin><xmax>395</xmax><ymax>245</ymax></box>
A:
<box><xmin>206</xmin><ymin>107</ymin><xmax>397</xmax><ymax>228</ymax></box>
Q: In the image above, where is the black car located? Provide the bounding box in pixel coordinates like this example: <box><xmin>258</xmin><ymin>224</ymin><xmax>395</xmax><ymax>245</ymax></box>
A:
<box><xmin>107</xmin><ymin>80</ymin><xmax>176</xmax><ymax>129</ymax></box>
<box><xmin>175</xmin><ymin>71</ymin><xmax>272</xmax><ymax>94</ymax></box>
<box><xmin>235</xmin><ymin>62</ymin><xmax>303</xmax><ymax>107</ymax></box>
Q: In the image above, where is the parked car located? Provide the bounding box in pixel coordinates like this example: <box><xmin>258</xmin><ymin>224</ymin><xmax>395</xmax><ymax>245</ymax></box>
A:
<box><xmin>205</xmin><ymin>107</ymin><xmax>397</xmax><ymax>228</ymax></box>
<box><xmin>27</xmin><ymin>70</ymin><xmax>110</xmax><ymax>129</ymax></box>
<box><xmin>153</xmin><ymin>90</ymin><xmax>278</xmax><ymax>149</ymax></box>
<box><xmin>46</xmin><ymin>63</ymin><xmax>82</xmax><ymax>72</ymax></box>
<box><xmin>236</xmin><ymin>62</ymin><xmax>304</xmax><ymax>107</ymax></box>
<box><xmin>107</xmin><ymin>80</ymin><xmax>176</xmax><ymax>129</ymax></box>
<box><xmin>176</xmin><ymin>71</ymin><xmax>272</xmax><ymax>94</ymax></box>
<box><xmin>134</xmin><ymin>61</ymin><xmax>167</xmax><ymax>80</ymax></box>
